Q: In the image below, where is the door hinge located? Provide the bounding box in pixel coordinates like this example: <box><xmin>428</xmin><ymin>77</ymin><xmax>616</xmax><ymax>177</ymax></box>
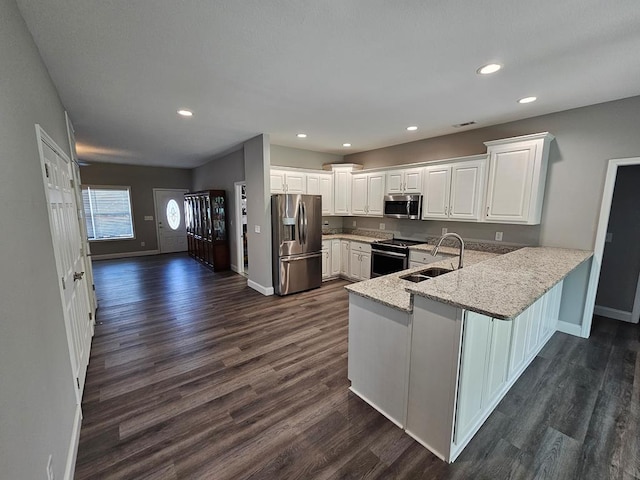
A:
<box><xmin>76</xmin><ymin>377</ymin><xmax>80</xmax><ymax>389</ymax></box>
<box><xmin>92</xmin><ymin>284</ymin><xmax>95</xmax><ymax>291</ymax></box>
<box><xmin>70</xmin><ymin>178</ymin><xmax>75</xmax><ymax>188</ymax></box>
<box><xmin>89</xmin><ymin>312</ymin><xmax>93</xmax><ymax>321</ymax></box>
<box><xmin>61</xmin><ymin>277</ymin><xmax>66</xmax><ymax>290</ymax></box>
<box><xmin>44</xmin><ymin>164</ymin><xmax>50</xmax><ymax>178</ymax></box>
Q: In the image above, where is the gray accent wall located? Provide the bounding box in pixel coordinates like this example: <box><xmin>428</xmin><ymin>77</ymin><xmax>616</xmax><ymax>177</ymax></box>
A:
<box><xmin>0</xmin><ymin>0</ymin><xmax>77</xmax><ymax>478</ymax></box>
<box><xmin>271</xmin><ymin>144</ymin><xmax>343</xmax><ymax>169</ymax></box>
<box><xmin>79</xmin><ymin>162</ymin><xmax>192</xmax><ymax>256</ymax></box>
<box><xmin>244</xmin><ymin>134</ymin><xmax>273</xmax><ymax>292</ymax></box>
<box><xmin>192</xmin><ymin>148</ymin><xmax>245</xmax><ymax>271</ymax></box>
<box><xmin>596</xmin><ymin>165</ymin><xmax>640</xmax><ymax>314</ymax></box>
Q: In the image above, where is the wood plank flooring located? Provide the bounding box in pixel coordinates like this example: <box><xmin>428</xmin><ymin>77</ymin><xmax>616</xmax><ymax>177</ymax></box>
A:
<box><xmin>75</xmin><ymin>253</ymin><xmax>640</xmax><ymax>479</ymax></box>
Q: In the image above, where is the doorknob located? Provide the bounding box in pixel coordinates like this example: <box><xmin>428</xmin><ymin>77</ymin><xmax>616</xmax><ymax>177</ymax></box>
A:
<box><xmin>73</xmin><ymin>271</ymin><xmax>85</xmax><ymax>281</ymax></box>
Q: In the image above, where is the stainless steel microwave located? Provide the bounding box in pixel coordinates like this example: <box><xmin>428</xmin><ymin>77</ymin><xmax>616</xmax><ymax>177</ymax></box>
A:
<box><xmin>383</xmin><ymin>195</ymin><xmax>422</xmax><ymax>219</ymax></box>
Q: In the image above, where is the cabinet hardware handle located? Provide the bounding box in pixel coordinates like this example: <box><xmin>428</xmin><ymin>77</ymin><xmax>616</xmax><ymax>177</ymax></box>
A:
<box><xmin>486</xmin><ymin>206</ymin><xmax>489</xmax><ymax>216</ymax></box>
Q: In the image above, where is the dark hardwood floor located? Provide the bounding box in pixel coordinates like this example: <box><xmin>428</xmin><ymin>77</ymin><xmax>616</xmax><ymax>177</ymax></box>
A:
<box><xmin>75</xmin><ymin>253</ymin><xmax>640</xmax><ymax>479</ymax></box>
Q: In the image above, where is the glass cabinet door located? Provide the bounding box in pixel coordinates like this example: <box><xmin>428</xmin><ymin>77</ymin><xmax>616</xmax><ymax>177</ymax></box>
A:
<box><xmin>212</xmin><ymin>194</ymin><xmax>226</xmax><ymax>241</ymax></box>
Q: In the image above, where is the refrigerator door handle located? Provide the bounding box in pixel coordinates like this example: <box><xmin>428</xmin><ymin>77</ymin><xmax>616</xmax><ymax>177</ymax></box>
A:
<box><xmin>297</xmin><ymin>202</ymin><xmax>303</xmax><ymax>245</ymax></box>
<box><xmin>281</xmin><ymin>252</ymin><xmax>323</xmax><ymax>261</ymax></box>
<box><xmin>302</xmin><ymin>201</ymin><xmax>308</xmax><ymax>245</ymax></box>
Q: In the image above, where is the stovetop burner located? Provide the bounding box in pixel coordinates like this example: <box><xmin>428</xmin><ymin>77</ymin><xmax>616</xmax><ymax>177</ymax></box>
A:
<box><xmin>375</xmin><ymin>238</ymin><xmax>424</xmax><ymax>248</ymax></box>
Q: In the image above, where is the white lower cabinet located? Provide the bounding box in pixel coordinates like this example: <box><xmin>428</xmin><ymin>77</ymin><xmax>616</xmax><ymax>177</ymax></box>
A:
<box><xmin>321</xmin><ymin>240</ymin><xmax>331</xmax><ymax>280</ymax></box>
<box><xmin>349</xmin><ymin>242</ymin><xmax>371</xmax><ymax>280</ymax></box>
<box><xmin>340</xmin><ymin>241</ymin><xmax>350</xmax><ymax>275</ymax></box>
<box><xmin>330</xmin><ymin>240</ymin><xmax>341</xmax><ymax>276</ymax></box>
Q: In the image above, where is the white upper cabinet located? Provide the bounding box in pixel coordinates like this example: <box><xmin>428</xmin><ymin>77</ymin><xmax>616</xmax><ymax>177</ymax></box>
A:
<box><xmin>270</xmin><ymin>169</ymin><xmax>306</xmax><ymax>194</ymax></box>
<box><xmin>352</xmin><ymin>172</ymin><xmax>385</xmax><ymax>216</ymax></box>
<box><xmin>307</xmin><ymin>172</ymin><xmax>333</xmax><ymax>215</ymax></box>
<box><xmin>333</xmin><ymin>165</ymin><xmax>360</xmax><ymax>215</ymax></box>
<box><xmin>422</xmin><ymin>158</ymin><xmax>485</xmax><ymax>222</ymax></box>
<box><xmin>484</xmin><ymin>132</ymin><xmax>554</xmax><ymax>225</ymax></box>
<box><xmin>386</xmin><ymin>168</ymin><xmax>423</xmax><ymax>195</ymax></box>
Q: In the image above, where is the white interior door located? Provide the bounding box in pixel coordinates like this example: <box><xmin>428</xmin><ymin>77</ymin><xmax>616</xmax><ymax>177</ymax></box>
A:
<box><xmin>37</xmin><ymin>126</ymin><xmax>92</xmax><ymax>402</ymax></box>
<box><xmin>154</xmin><ymin>188</ymin><xmax>188</xmax><ymax>253</ymax></box>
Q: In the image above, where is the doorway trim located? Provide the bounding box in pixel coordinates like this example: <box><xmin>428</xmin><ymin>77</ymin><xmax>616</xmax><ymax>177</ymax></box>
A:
<box><xmin>582</xmin><ymin>156</ymin><xmax>640</xmax><ymax>337</ymax></box>
<box><xmin>234</xmin><ymin>181</ymin><xmax>247</xmax><ymax>275</ymax></box>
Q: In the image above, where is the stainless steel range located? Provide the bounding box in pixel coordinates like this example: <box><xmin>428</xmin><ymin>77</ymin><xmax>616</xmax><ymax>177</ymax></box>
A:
<box><xmin>370</xmin><ymin>238</ymin><xmax>424</xmax><ymax>278</ymax></box>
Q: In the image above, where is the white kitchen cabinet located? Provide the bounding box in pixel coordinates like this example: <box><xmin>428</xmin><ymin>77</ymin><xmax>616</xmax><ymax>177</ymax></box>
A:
<box><xmin>351</xmin><ymin>172</ymin><xmax>385</xmax><ymax>216</ymax></box>
<box><xmin>386</xmin><ymin>168</ymin><xmax>423</xmax><ymax>194</ymax></box>
<box><xmin>332</xmin><ymin>165</ymin><xmax>360</xmax><ymax>215</ymax></box>
<box><xmin>422</xmin><ymin>158</ymin><xmax>485</xmax><ymax>222</ymax></box>
<box><xmin>348</xmin><ymin>294</ymin><xmax>412</xmax><ymax>427</ymax></box>
<box><xmin>508</xmin><ymin>305</ymin><xmax>530</xmax><ymax>378</ymax></box>
<box><xmin>321</xmin><ymin>240</ymin><xmax>331</xmax><ymax>280</ymax></box>
<box><xmin>408</xmin><ymin>249</ymin><xmax>454</xmax><ymax>269</ymax></box>
<box><xmin>270</xmin><ymin>169</ymin><xmax>306</xmax><ymax>194</ymax></box>
<box><xmin>349</xmin><ymin>241</ymin><xmax>371</xmax><ymax>280</ymax></box>
<box><xmin>330</xmin><ymin>239</ymin><xmax>341</xmax><ymax>276</ymax></box>
<box><xmin>484</xmin><ymin>318</ymin><xmax>512</xmax><ymax>406</ymax></box>
<box><xmin>307</xmin><ymin>172</ymin><xmax>333</xmax><ymax>215</ymax></box>
<box><xmin>483</xmin><ymin>132</ymin><xmax>554</xmax><ymax>224</ymax></box>
<box><xmin>340</xmin><ymin>240</ymin><xmax>350</xmax><ymax>275</ymax></box>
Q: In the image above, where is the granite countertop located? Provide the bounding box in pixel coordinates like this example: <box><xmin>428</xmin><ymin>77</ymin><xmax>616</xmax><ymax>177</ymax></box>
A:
<box><xmin>406</xmin><ymin>247</ymin><xmax>593</xmax><ymax>319</ymax></box>
<box><xmin>345</xmin><ymin>249</ymin><xmax>498</xmax><ymax>313</ymax></box>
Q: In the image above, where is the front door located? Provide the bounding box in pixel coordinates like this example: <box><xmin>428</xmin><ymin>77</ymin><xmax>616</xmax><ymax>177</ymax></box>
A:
<box><xmin>37</xmin><ymin>126</ymin><xmax>92</xmax><ymax>402</ymax></box>
<box><xmin>154</xmin><ymin>189</ymin><xmax>188</xmax><ymax>253</ymax></box>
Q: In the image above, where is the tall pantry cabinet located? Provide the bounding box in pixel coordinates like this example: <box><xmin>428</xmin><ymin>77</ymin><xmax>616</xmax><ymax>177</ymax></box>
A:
<box><xmin>184</xmin><ymin>190</ymin><xmax>230</xmax><ymax>271</ymax></box>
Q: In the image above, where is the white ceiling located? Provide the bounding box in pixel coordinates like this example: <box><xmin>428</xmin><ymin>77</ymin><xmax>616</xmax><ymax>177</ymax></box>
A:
<box><xmin>16</xmin><ymin>0</ymin><xmax>640</xmax><ymax>168</ymax></box>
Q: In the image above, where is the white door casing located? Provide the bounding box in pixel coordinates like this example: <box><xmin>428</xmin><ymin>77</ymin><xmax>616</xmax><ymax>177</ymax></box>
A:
<box><xmin>154</xmin><ymin>189</ymin><xmax>189</xmax><ymax>253</ymax></box>
<box><xmin>37</xmin><ymin>125</ymin><xmax>92</xmax><ymax>402</ymax></box>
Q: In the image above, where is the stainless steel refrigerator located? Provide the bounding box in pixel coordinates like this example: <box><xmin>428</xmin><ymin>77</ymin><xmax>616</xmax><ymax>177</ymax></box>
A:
<box><xmin>272</xmin><ymin>194</ymin><xmax>323</xmax><ymax>296</ymax></box>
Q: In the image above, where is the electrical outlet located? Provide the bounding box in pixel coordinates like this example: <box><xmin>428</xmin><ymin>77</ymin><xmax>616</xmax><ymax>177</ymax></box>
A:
<box><xmin>495</xmin><ymin>231</ymin><xmax>503</xmax><ymax>241</ymax></box>
<box><xmin>254</xmin><ymin>225</ymin><xmax>261</xmax><ymax>234</ymax></box>
<box><xmin>379</xmin><ymin>223</ymin><xmax>385</xmax><ymax>230</ymax></box>
<box><xmin>352</xmin><ymin>220</ymin><xmax>356</xmax><ymax>227</ymax></box>
<box><xmin>140</xmin><ymin>241</ymin><xmax>145</xmax><ymax>247</ymax></box>
<box><xmin>47</xmin><ymin>455</ymin><xmax>55</xmax><ymax>480</ymax></box>
<box><xmin>605</xmin><ymin>232</ymin><xmax>613</xmax><ymax>243</ymax></box>
<box><xmin>323</xmin><ymin>220</ymin><xmax>329</xmax><ymax>226</ymax></box>
<box><xmin>441</xmin><ymin>227</ymin><xmax>448</xmax><ymax>235</ymax></box>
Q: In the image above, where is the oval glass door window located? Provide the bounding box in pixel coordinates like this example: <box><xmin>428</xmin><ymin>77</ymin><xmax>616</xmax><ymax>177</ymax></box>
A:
<box><xmin>166</xmin><ymin>199</ymin><xmax>181</xmax><ymax>230</ymax></box>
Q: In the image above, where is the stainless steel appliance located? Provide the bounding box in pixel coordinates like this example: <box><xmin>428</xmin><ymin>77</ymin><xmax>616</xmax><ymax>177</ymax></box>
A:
<box><xmin>370</xmin><ymin>238</ymin><xmax>423</xmax><ymax>277</ymax></box>
<box><xmin>272</xmin><ymin>194</ymin><xmax>323</xmax><ymax>295</ymax></box>
<box><xmin>383</xmin><ymin>194</ymin><xmax>423</xmax><ymax>219</ymax></box>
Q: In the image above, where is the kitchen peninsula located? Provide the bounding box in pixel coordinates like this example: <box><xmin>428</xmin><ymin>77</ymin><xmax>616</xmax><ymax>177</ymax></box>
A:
<box><xmin>346</xmin><ymin>245</ymin><xmax>592</xmax><ymax>462</ymax></box>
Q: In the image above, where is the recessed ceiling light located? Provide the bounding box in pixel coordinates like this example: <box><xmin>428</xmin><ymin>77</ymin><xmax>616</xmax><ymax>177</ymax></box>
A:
<box><xmin>343</xmin><ymin>143</ymin><xmax>351</xmax><ymax>147</ymax></box>
<box><xmin>407</xmin><ymin>126</ymin><xmax>418</xmax><ymax>131</ymax></box>
<box><xmin>518</xmin><ymin>96</ymin><xmax>537</xmax><ymax>104</ymax></box>
<box><xmin>477</xmin><ymin>63</ymin><xmax>502</xmax><ymax>75</ymax></box>
<box><xmin>297</xmin><ymin>133</ymin><xmax>307</xmax><ymax>138</ymax></box>
<box><xmin>177</xmin><ymin>109</ymin><xmax>193</xmax><ymax>117</ymax></box>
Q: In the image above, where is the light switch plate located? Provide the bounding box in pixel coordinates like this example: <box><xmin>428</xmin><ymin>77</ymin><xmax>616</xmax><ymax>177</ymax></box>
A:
<box><xmin>352</xmin><ymin>220</ymin><xmax>356</xmax><ymax>227</ymax></box>
<box><xmin>254</xmin><ymin>225</ymin><xmax>261</xmax><ymax>234</ymax></box>
<box><xmin>495</xmin><ymin>231</ymin><xmax>503</xmax><ymax>241</ymax></box>
<box><xmin>442</xmin><ymin>227</ymin><xmax>448</xmax><ymax>235</ymax></box>
<box><xmin>144</xmin><ymin>215</ymin><xmax>154</xmax><ymax>221</ymax></box>
<box><xmin>605</xmin><ymin>232</ymin><xmax>613</xmax><ymax>243</ymax></box>
<box><xmin>379</xmin><ymin>223</ymin><xmax>385</xmax><ymax>230</ymax></box>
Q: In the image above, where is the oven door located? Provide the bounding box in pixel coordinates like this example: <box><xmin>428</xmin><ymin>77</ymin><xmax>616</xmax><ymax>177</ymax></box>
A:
<box><xmin>371</xmin><ymin>249</ymin><xmax>408</xmax><ymax>277</ymax></box>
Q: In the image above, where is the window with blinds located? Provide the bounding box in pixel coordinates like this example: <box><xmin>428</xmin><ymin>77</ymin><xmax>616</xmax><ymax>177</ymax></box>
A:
<box><xmin>81</xmin><ymin>186</ymin><xmax>135</xmax><ymax>240</ymax></box>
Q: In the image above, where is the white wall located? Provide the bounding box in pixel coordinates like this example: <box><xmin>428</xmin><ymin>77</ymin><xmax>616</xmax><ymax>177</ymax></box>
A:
<box><xmin>244</xmin><ymin>134</ymin><xmax>273</xmax><ymax>293</ymax></box>
<box><xmin>192</xmin><ymin>148</ymin><xmax>245</xmax><ymax>272</ymax></box>
<box><xmin>270</xmin><ymin>144</ymin><xmax>343</xmax><ymax>169</ymax></box>
<box><xmin>0</xmin><ymin>0</ymin><xmax>78</xmax><ymax>478</ymax></box>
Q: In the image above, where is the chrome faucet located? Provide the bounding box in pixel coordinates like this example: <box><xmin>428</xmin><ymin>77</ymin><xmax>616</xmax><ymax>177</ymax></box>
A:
<box><xmin>431</xmin><ymin>232</ymin><xmax>465</xmax><ymax>269</ymax></box>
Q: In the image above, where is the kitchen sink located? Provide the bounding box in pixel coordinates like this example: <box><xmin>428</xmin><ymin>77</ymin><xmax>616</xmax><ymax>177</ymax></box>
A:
<box><xmin>400</xmin><ymin>267</ymin><xmax>453</xmax><ymax>283</ymax></box>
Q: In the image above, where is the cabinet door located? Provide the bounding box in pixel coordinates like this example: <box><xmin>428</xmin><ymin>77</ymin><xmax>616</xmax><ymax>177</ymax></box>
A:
<box><xmin>334</xmin><ymin>170</ymin><xmax>351</xmax><ymax>215</ymax></box>
<box><xmin>306</xmin><ymin>174</ymin><xmax>320</xmax><ymax>195</ymax></box>
<box><xmin>449</xmin><ymin>160</ymin><xmax>485</xmax><ymax>221</ymax></box>
<box><xmin>322</xmin><ymin>249</ymin><xmax>330</xmax><ymax>279</ymax></box>
<box><xmin>350</xmin><ymin>250</ymin><xmax>362</xmax><ymax>279</ymax></box>
<box><xmin>360</xmin><ymin>252</ymin><xmax>371</xmax><ymax>280</ymax></box>
<box><xmin>508</xmin><ymin>306</ymin><xmax>530</xmax><ymax>378</ymax></box>
<box><xmin>485</xmin><ymin>318</ymin><xmax>512</xmax><ymax>404</ymax></box>
<box><xmin>331</xmin><ymin>240</ymin><xmax>341</xmax><ymax>276</ymax></box>
<box><xmin>525</xmin><ymin>296</ymin><xmax>544</xmax><ymax>358</ymax></box>
<box><xmin>285</xmin><ymin>172</ymin><xmax>306</xmax><ymax>194</ymax></box>
<box><xmin>404</xmin><ymin>168</ymin><xmax>423</xmax><ymax>194</ymax></box>
<box><xmin>455</xmin><ymin>311</ymin><xmax>492</xmax><ymax>444</ymax></box>
<box><xmin>319</xmin><ymin>174</ymin><xmax>333</xmax><ymax>215</ymax></box>
<box><xmin>270</xmin><ymin>170</ymin><xmax>286</xmax><ymax>193</ymax></box>
<box><xmin>485</xmin><ymin>144</ymin><xmax>536</xmax><ymax>223</ymax></box>
<box><xmin>351</xmin><ymin>174</ymin><xmax>369</xmax><ymax>215</ymax></box>
<box><xmin>340</xmin><ymin>241</ymin><xmax>350</xmax><ymax>275</ymax></box>
<box><xmin>367</xmin><ymin>173</ymin><xmax>385</xmax><ymax>216</ymax></box>
<box><xmin>386</xmin><ymin>170</ymin><xmax>404</xmax><ymax>194</ymax></box>
<box><xmin>422</xmin><ymin>166</ymin><xmax>451</xmax><ymax>219</ymax></box>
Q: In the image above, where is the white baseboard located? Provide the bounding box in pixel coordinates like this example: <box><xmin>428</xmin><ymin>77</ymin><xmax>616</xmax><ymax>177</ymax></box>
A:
<box><xmin>594</xmin><ymin>305</ymin><xmax>635</xmax><ymax>323</ymax></box>
<box><xmin>91</xmin><ymin>249</ymin><xmax>161</xmax><ymax>261</ymax></box>
<box><xmin>64</xmin><ymin>404</ymin><xmax>82</xmax><ymax>480</ymax></box>
<box><xmin>247</xmin><ymin>279</ymin><xmax>274</xmax><ymax>296</ymax></box>
<box><xmin>557</xmin><ymin>320</ymin><xmax>584</xmax><ymax>337</ymax></box>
